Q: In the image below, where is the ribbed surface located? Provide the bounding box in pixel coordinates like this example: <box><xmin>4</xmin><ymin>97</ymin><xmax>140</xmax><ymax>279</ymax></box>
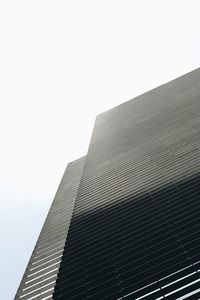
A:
<box><xmin>54</xmin><ymin>69</ymin><xmax>200</xmax><ymax>299</ymax></box>
<box><xmin>15</xmin><ymin>157</ymin><xmax>85</xmax><ymax>300</ymax></box>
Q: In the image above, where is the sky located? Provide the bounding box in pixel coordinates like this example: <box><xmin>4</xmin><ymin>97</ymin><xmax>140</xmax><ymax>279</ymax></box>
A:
<box><xmin>0</xmin><ymin>1</ymin><xmax>200</xmax><ymax>299</ymax></box>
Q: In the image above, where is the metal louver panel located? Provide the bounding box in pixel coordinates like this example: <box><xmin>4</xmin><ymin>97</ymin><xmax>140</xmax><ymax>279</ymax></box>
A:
<box><xmin>54</xmin><ymin>69</ymin><xmax>200</xmax><ymax>300</ymax></box>
<box><xmin>15</xmin><ymin>157</ymin><xmax>85</xmax><ymax>300</ymax></box>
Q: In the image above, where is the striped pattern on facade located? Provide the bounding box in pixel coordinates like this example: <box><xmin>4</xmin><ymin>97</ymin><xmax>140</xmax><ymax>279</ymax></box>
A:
<box><xmin>53</xmin><ymin>69</ymin><xmax>200</xmax><ymax>299</ymax></box>
<box><xmin>15</xmin><ymin>157</ymin><xmax>85</xmax><ymax>300</ymax></box>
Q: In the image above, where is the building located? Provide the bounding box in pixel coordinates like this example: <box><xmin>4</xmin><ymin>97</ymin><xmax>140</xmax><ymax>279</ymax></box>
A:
<box><xmin>16</xmin><ymin>68</ymin><xmax>200</xmax><ymax>300</ymax></box>
<box><xmin>14</xmin><ymin>158</ymin><xmax>85</xmax><ymax>300</ymax></box>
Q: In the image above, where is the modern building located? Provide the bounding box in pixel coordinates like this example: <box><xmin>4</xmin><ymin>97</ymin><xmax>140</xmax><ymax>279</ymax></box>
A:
<box><xmin>16</xmin><ymin>68</ymin><xmax>200</xmax><ymax>300</ymax></box>
<box><xmin>14</xmin><ymin>157</ymin><xmax>85</xmax><ymax>300</ymax></box>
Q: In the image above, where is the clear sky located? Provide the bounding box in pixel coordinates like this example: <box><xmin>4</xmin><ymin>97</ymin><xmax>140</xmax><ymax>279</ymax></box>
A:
<box><xmin>0</xmin><ymin>1</ymin><xmax>200</xmax><ymax>299</ymax></box>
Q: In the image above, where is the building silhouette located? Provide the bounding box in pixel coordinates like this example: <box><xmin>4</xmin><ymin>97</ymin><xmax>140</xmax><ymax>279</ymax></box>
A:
<box><xmin>16</xmin><ymin>68</ymin><xmax>200</xmax><ymax>300</ymax></box>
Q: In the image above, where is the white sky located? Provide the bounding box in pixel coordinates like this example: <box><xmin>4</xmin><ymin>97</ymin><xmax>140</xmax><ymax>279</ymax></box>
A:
<box><xmin>0</xmin><ymin>1</ymin><xmax>200</xmax><ymax>299</ymax></box>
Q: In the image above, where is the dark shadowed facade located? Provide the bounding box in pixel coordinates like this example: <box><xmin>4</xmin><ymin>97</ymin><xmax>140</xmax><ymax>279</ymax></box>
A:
<box><xmin>16</xmin><ymin>68</ymin><xmax>200</xmax><ymax>300</ymax></box>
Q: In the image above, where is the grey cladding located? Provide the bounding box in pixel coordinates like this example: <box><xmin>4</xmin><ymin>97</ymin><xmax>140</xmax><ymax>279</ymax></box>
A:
<box><xmin>16</xmin><ymin>68</ymin><xmax>200</xmax><ymax>299</ymax></box>
<box><xmin>15</xmin><ymin>157</ymin><xmax>85</xmax><ymax>300</ymax></box>
<box><xmin>54</xmin><ymin>68</ymin><xmax>200</xmax><ymax>299</ymax></box>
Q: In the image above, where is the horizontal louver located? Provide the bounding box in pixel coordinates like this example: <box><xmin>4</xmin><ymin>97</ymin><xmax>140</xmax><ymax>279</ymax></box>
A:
<box><xmin>15</xmin><ymin>158</ymin><xmax>85</xmax><ymax>300</ymax></box>
<box><xmin>54</xmin><ymin>69</ymin><xmax>200</xmax><ymax>299</ymax></box>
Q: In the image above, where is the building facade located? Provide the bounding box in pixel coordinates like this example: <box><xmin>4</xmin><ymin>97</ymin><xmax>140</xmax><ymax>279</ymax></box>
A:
<box><xmin>15</xmin><ymin>157</ymin><xmax>85</xmax><ymax>300</ymax></box>
<box><xmin>16</xmin><ymin>68</ymin><xmax>200</xmax><ymax>300</ymax></box>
